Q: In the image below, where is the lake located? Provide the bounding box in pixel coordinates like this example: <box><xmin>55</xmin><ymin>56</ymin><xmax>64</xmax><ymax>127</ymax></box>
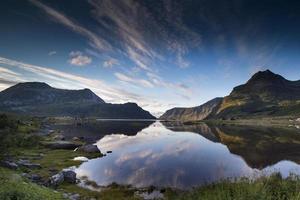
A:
<box><xmin>59</xmin><ymin>120</ymin><xmax>300</xmax><ymax>189</ymax></box>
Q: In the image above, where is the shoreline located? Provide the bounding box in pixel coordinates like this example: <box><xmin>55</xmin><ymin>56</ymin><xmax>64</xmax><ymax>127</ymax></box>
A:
<box><xmin>1</xmin><ymin>115</ymin><xmax>300</xmax><ymax>199</ymax></box>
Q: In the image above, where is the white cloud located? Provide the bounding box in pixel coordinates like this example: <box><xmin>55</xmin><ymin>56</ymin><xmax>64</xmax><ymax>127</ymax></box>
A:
<box><xmin>68</xmin><ymin>51</ymin><xmax>92</xmax><ymax>66</ymax></box>
<box><xmin>48</xmin><ymin>51</ymin><xmax>57</xmax><ymax>56</ymax></box>
<box><xmin>115</xmin><ymin>72</ymin><xmax>154</xmax><ymax>88</ymax></box>
<box><xmin>0</xmin><ymin>66</ymin><xmax>25</xmax><ymax>90</ymax></box>
<box><xmin>103</xmin><ymin>58</ymin><xmax>119</xmax><ymax>68</ymax></box>
<box><xmin>0</xmin><ymin>56</ymin><xmax>175</xmax><ymax>116</ymax></box>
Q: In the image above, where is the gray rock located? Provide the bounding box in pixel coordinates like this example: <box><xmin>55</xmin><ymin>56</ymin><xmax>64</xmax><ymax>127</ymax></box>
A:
<box><xmin>62</xmin><ymin>170</ymin><xmax>77</xmax><ymax>184</ymax></box>
<box><xmin>1</xmin><ymin>161</ymin><xmax>18</xmax><ymax>170</ymax></box>
<box><xmin>53</xmin><ymin>134</ymin><xmax>65</xmax><ymax>141</ymax></box>
<box><xmin>72</xmin><ymin>137</ymin><xmax>80</xmax><ymax>141</ymax></box>
<box><xmin>49</xmin><ymin>172</ymin><xmax>64</xmax><ymax>186</ymax></box>
<box><xmin>23</xmin><ymin>173</ymin><xmax>42</xmax><ymax>182</ymax></box>
<box><xmin>69</xmin><ymin>193</ymin><xmax>80</xmax><ymax>200</ymax></box>
<box><xmin>78</xmin><ymin>144</ymin><xmax>100</xmax><ymax>153</ymax></box>
<box><xmin>17</xmin><ymin>159</ymin><xmax>41</xmax><ymax>169</ymax></box>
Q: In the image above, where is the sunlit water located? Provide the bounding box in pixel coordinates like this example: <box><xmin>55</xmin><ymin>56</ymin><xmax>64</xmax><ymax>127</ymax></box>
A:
<box><xmin>73</xmin><ymin>121</ymin><xmax>300</xmax><ymax>189</ymax></box>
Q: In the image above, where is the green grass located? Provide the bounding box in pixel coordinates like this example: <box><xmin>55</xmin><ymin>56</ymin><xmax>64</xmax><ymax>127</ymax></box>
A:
<box><xmin>165</xmin><ymin>174</ymin><xmax>300</xmax><ymax>200</ymax></box>
<box><xmin>0</xmin><ymin>167</ymin><xmax>65</xmax><ymax>200</ymax></box>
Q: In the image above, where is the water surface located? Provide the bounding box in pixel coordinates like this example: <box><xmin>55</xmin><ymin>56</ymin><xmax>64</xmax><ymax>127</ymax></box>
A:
<box><xmin>74</xmin><ymin>121</ymin><xmax>300</xmax><ymax>189</ymax></box>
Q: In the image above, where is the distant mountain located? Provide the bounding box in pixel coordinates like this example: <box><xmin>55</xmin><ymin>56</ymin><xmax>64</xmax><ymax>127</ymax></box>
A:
<box><xmin>0</xmin><ymin>82</ymin><xmax>155</xmax><ymax>119</ymax></box>
<box><xmin>160</xmin><ymin>70</ymin><xmax>300</xmax><ymax>121</ymax></box>
<box><xmin>159</xmin><ymin>98</ymin><xmax>223</xmax><ymax>121</ymax></box>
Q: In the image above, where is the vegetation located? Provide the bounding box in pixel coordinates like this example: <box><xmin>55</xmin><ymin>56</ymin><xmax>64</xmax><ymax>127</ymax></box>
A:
<box><xmin>0</xmin><ymin>167</ymin><xmax>64</xmax><ymax>200</ymax></box>
<box><xmin>1</xmin><ymin>113</ymin><xmax>300</xmax><ymax>199</ymax></box>
<box><xmin>165</xmin><ymin>173</ymin><xmax>300</xmax><ymax>200</ymax></box>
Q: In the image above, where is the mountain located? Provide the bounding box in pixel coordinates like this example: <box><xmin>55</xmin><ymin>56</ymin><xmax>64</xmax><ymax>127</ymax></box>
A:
<box><xmin>159</xmin><ymin>98</ymin><xmax>223</xmax><ymax>121</ymax></box>
<box><xmin>160</xmin><ymin>70</ymin><xmax>300</xmax><ymax>121</ymax></box>
<box><xmin>0</xmin><ymin>82</ymin><xmax>155</xmax><ymax>119</ymax></box>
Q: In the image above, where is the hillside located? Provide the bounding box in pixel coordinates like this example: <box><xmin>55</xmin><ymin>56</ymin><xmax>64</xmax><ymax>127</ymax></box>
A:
<box><xmin>160</xmin><ymin>70</ymin><xmax>300</xmax><ymax>121</ymax></box>
<box><xmin>159</xmin><ymin>98</ymin><xmax>223</xmax><ymax>121</ymax></box>
<box><xmin>0</xmin><ymin>82</ymin><xmax>155</xmax><ymax>119</ymax></box>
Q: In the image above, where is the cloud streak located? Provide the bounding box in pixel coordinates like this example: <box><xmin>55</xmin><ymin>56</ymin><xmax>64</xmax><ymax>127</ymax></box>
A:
<box><xmin>29</xmin><ymin>0</ymin><xmax>111</xmax><ymax>52</ymax></box>
<box><xmin>115</xmin><ymin>72</ymin><xmax>154</xmax><ymax>88</ymax></box>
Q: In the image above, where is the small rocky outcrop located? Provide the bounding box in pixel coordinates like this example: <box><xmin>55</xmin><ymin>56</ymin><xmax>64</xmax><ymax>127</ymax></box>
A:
<box><xmin>77</xmin><ymin>144</ymin><xmax>100</xmax><ymax>153</ymax></box>
<box><xmin>1</xmin><ymin>160</ymin><xmax>18</xmax><ymax>169</ymax></box>
<box><xmin>17</xmin><ymin>159</ymin><xmax>41</xmax><ymax>169</ymax></box>
<box><xmin>62</xmin><ymin>170</ymin><xmax>77</xmax><ymax>184</ymax></box>
<box><xmin>49</xmin><ymin>170</ymin><xmax>77</xmax><ymax>186</ymax></box>
<box><xmin>49</xmin><ymin>172</ymin><xmax>64</xmax><ymax>186</ymax></box>
<box><xmin>63</xmin><ymin>193</ymin><xmax>80</xmax><ymax>200</ymax></box>
<box><xmin>22</xmin><ymin>173</ymin><xmax>42</xmax><ymax>182</ymax></box>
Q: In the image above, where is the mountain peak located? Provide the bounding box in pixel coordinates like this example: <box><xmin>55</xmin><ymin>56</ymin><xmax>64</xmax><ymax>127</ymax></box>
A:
<box><xmin>248</xmin><ymin>70</ymin><xmax>285</xmax><ymax>83</ymax></box>
<box><xmin>14</xmin><ymin>82</ymin><xmax>51</xmax><ymax>89</ymax></box>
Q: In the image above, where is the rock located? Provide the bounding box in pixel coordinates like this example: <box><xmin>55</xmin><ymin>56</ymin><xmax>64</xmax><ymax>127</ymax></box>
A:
<box><xmin>49</xmin><ymin>172</ymin><xmax>64</xmax><ymax>186</ymax></box>
<box><xmin>17</xmin><ymin>159</ymin><xmax>41</xmax><ymax>169</ymax></box>
<box><xmin>72</xmin><ymin>137</ymin><xmax>80</xmax><ymax>141</ymax></box>
<box><xmin>78</xmin><ymin>144</ymin><xmax>100</xmax><ymax>153</ymax></box>
<box><xmin>62</xmin><ymin>170</ymin><xmax>77</xmax><ymax>184</ymax></box>
<box><xmin>73</xmin><ymin>156</ymin><xmax>89</xmax><ymax>162</ymax></box>
<box><xmin>23</xmin><ymin>173</ymin><xmax>42</xmax><ymax>182</ymax></box>
<box><xmin>69</xmin><ymin>193</ymin><xmax>80</xmax><ymax>200</ymax></box>
<box><xmin>296</xmin><ymin>118</ymin><xmax>300</xmax><ymax>122</ymax></box>
<box><xmin>43</xmin><ymin>141</ymin><xmax>81</xmax><ymax>150</ymax></box>
<box><xmin>1</xmin><ymin>161</ymin><xmax>18</xmax><ymax>170</ymax></box>
<box><xmin>53</xmin><ymin>134</ymin><xmax>65</xmax><ymax>140</ymax></box>
<box><xmin>106</xmin><ymin>150</ymin><xmax>112</xmax><ymax>154</ymax></box>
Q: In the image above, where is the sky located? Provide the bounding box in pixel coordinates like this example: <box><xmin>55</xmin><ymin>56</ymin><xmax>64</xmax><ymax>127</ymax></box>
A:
<box><xmin>1</xmin><ymin>0</ymin><xmax>300</xmax><ymax>116</ymax></box>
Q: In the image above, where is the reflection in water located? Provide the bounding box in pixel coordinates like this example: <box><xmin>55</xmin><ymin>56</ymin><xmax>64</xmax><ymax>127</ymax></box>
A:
<box><xmin>52</xmin><ymin>120</ymin><xmax>154</xmax><ymax>142</ymax></box>
<box><xmin>75</xmin><ymin>121</ymin><xmax>300</xmax><ymax>189</ymax></box>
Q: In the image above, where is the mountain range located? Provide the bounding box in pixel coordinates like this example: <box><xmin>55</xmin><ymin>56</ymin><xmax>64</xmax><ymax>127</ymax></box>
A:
<box><xmin>160</xmin><ymin>70</ymin><xmax>300</xmax><ymax>121</ymax></box>
<box><xmin>0</xmin><ymin>82</ymin><xmax>155</xmax><ymax>119</ymax></box>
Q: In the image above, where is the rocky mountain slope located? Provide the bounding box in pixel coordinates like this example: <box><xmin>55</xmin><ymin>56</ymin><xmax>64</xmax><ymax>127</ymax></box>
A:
<box><xmin>159</xmin><ymin>98</ymin><xmax>223</xmax><ymax>121</ymax></box>
<box><xmin>160</xmin><ymin>70</ymin><xmax>300</xmax><ymax>121</ymax></box>
<box><xmin>0</xmin><ymin>82</ymin><xmax>155</xmax><ymax>119</ymax></box>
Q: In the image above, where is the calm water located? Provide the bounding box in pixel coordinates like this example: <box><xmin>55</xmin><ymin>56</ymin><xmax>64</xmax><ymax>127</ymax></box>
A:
<box><xmin>70</xmin><ymin>121</ymin><xmax>300</xmax><ymax>189</ymax></box>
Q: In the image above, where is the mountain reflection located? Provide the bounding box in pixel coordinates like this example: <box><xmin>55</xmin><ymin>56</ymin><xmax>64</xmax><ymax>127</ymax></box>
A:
<box><xmin>162</xmin><ymin>121</ymin><xmax>300</xmax><ymax>169</ymax></box>
<box><xmin>52</xmin><ymin>120</ymin><xmax>154</xmax><ymax>142</ymax></box>
<box><xmin>75</xmin><ymin>121</ymin><xmax>300</xmax><ymax>189</ymax></box>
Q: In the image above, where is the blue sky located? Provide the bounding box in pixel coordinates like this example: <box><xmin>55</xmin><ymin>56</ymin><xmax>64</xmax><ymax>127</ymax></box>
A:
<box><xmin>1</xmin><ymin>0</ymin><xmax>300</xmax><ymax>116</ymax></box>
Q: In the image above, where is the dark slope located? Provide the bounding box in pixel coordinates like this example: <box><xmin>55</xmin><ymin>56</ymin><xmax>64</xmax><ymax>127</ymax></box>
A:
<box><xmin>0</xmin><ymin>82</ymin><xmax>155</xmax><ymax>119</ymax></box>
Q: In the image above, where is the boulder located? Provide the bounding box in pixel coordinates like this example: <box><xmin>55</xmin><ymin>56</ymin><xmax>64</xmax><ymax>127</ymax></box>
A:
<box><xmin>49</xmin><ymin>172</ymin><xmax>64</xmax><ymax>186</ymax></box>
<box><xmin>22</xmin><ymin>173</ymin><xmax>42</xmax><ymax>182</ymax></box>
<box><xmin>72</xmin><ymin>137</ymin><xmax>80</xmax><ymax>141</ymax></box>
<box><xmin>77</xmin><ymin>144</ymin><xmax>100</xmax><ymax>153</ymax></box>
<box><xmin>62</xmin><ymin>170</ymin><xmax>77</xmax><ymax>184</ymax></box>
<box><xmin>17</xmin><ymin>159</ymin><xmax>41</xmax><ymax>169</ymax></box>
<box><xmin>1</xmin><ymin>161</ymin><xmax>18</xmax><ymax>170</ymax></box>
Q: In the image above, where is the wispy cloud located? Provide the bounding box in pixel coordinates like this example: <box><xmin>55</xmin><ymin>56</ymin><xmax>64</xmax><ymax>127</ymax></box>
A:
<box><xmin>0</xmin><ymin>56</ymin><xmax>174</xmax><ymax>116</ymax></box>
<box><xmin>29</xmin><ymin>0</ymin><xmax>111</xmax><ymax>52</ymax></box>
<box><xmin>69</xmin><ymin>51</ymin><xmax>92</xmax><ymax>66</ymax></box>
<box><xmin>48</xmin><ymin>51</ymin><xmax>57</xmax><ymax>56</ymax></box>
<box><xmin>0</xmin><ymin>66</ymin><xmax>25</xmax><ymax>90</ymax></box>
<box><xmin>115</xmin><ymin>72</ymin><xmax>154</xmax><ymax>88</ymax></box>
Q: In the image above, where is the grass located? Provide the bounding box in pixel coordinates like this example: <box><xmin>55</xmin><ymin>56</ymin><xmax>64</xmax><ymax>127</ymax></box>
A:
<box><xmin>2</xmin><ymin>113</ymin><xmax>300</xmax><ymax>199</ymax></box>
<box><xmin>164</xmin><ymin>173</ymin><xmax>300</xmax><ymax>200</ymax></box>
<box><xmin>0</xmin><ymin>167</ymin><xmax>64</xmax><ymax>200</ymax></box>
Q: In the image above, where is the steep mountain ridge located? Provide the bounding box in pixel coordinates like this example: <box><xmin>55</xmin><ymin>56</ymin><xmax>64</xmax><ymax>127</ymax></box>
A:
<box><xmin>160</xmin><ymin>70</ymin><xmax>300</xmax><ymax>121</ymax></box>
<box><xmin>0</xmin><ymin>82</ymin><xmax>155</xmax><ymax>119</ymax></box>
<box><xmin>160</xmin><ymin>98</ymin><xmax>223</xmax><ymax>121</ymax></box>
